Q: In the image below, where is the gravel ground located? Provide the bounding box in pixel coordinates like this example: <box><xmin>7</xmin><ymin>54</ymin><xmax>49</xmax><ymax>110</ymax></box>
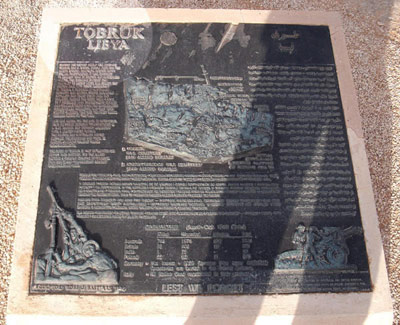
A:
<box><xmin>0</xmin><ymin>1</ymin><xmax>399</xmax><ymax>324</ymax></box>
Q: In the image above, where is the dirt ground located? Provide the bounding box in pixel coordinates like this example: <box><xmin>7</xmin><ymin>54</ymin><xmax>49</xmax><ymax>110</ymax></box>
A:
<box><xmin>1</xmin><ymin>1</ymin><xmax>399</xmax><ymax>324</ymax></box>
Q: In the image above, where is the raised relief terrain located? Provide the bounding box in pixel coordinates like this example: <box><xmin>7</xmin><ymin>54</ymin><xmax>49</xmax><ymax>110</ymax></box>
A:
<box><xmin>124</xmin><ymin>78</ymin><xmax>274</xmax><ymax>163</ymax></box>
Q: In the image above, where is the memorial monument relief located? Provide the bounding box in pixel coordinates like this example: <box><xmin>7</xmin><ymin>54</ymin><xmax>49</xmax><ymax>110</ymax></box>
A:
<box><xmin>275</xmin><ymin>223</ymin><xmax>362</xmax><ymax>270</ymax></box>
<box><xmin>34</xmin><ymin>186</ymin><xmax>118</xmax><ymax>285</ymax></box>
<box><xmin>29</xmin><ymin>22</ymin><xmax>372</xmax><ymax>295</ymax></box>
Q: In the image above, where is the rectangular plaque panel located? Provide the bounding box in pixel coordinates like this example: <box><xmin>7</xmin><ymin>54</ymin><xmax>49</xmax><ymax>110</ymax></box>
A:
<box><xmin>29</xmin><ymin>21</ymin><xmax>372</xmax><ymax>295</ymax></box>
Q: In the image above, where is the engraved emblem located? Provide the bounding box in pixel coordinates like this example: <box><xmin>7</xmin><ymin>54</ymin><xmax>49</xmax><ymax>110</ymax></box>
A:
<box><xmin>275</xmin><ymin>223</ymin><xmax>362</xmax><ymax>270</ymax></box>
<box><xmin>160</xmin><ymin>31</ymin><xmax>178</xmax><ymax>46</ymax></box>
<box><xmin>271</xmin><ymin>30</ymin><xmax>300</xmax><ymax>55</ymax></box>
<box><xmin>33</xmin><ymin>186</ymin><xmax>118</xmax><ymax>284</ymax></box>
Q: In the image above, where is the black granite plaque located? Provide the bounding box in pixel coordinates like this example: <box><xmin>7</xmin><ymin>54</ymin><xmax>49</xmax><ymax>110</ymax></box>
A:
<box><xmin>30</xmin><ymin>22</ymin><xmax>372</xmax><ymax>295</ymax></box>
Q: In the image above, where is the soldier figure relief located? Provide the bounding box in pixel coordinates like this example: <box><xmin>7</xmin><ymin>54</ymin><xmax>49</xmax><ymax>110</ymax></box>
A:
<box><xmin>275</xmin><ymin>223</ymin><xmax>362</xmax><ymax>270</ymax></box>
<box><xmin>34</xmin><ymin>185</ymin><xmax>118</xmax><ymax>284</ymax></box>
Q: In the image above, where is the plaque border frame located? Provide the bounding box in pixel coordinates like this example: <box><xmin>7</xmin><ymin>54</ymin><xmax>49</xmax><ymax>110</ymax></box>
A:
<box><xmin>6</xmin><ymin>8</ymin><xmax>393</xmax><ymax>324</ymax></box>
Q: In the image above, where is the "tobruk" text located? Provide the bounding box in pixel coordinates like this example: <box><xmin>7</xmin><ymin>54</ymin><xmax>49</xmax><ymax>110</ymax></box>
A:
<box><xmin>74</xmin><ymin>26</ymin><xmax>146</xmax><ymax>51</ymax></box>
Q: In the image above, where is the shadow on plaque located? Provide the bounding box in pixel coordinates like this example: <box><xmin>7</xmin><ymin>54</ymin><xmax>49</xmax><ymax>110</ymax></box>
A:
<box><xmin>180</xmin><ymin>17</ymin><xmax>387</xmax><ymax>323</ymax></box>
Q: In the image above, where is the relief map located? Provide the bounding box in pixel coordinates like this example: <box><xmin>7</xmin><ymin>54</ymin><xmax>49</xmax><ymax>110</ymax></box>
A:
<box><xmin>30</xmin><ymin>23</ymin><xmax>372</xmax><ymax>294</ymax></box>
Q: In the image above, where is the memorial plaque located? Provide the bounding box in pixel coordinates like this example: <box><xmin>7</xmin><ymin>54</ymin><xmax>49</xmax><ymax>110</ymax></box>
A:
<box><xmin>7</xmin><ymin>9</ymin><xmax>394</xmax><ymax>324</ymax></box>
<box><xmin>29</xmin><ymin>21</ymin><xmax>372</xmax><ymax>295</ymax></box>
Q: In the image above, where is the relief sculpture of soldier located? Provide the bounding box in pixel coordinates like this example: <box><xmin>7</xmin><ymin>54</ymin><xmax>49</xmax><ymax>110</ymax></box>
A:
<box><xmin>275</xmin><ymin>223</ymin><xmax>362</xmax><ymax>270</ymax></box>
<box><xmin>34</xmin><ymin>186</ymin><xmax>118</xmax><ymax>284</ymax></box>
